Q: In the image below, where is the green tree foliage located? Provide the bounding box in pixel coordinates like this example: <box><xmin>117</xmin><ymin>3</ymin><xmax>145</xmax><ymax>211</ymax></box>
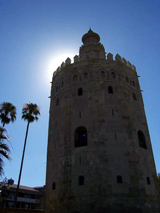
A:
<box><xmin>0</xmin><ymin>102</ymin><xmax>16</xmax><ymax>127</ymax></box>
<box><xmin>0</xmin><ymin>127</ymin><xmax>11</xmax><ymax>176</ymax></box>
<box><xmin>22</xmin><ymin>103</ymin><xmax>40</xmax><ymax>123</ymax></box>
<box><xmin>0</xmin><ymin>102</ymin><xmax>16</xmax><ymax>176</ymax></box>
<box><xmin>15</xmin><ymin>103</ymin><xmax>40</xmax><ymax>206</ymax></box>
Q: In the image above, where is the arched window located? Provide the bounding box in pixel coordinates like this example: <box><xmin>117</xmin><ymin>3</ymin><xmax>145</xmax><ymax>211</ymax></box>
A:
<box><xmin>75</xmin><ymin>126</ymin><xmax>87</xmax><ymax>147</ymax></box>
<box><xmin>108</xmin><ymin>86</ymin><xmax>113</xmax><ymax>94</ymax></box>
<box><xmin>52</xmin><ymin>182</ymin><xmax>56</xmax><ymax>190</ymax></box>
<box><xmin>126</xmin><ymin>77</ymin><xmax>128</xmax><ymax>82</ymax></box>
<box><xmin>79</xmin><ymin>176</ymin><xmax>84</xmax><ymax>185</ymax></box>
<box><xmin>101</xmin><ymin>71</ymin><xmax>105</xmax><ymax>77</ymax></box>
<box><xmin>133</xmin><ymin>93</ymin><xmax>136</xmax><ymax>100</ymax></box>
<box><xmin>56</xmin><ymin>98</ymin><xmax>59</xmax><ymax>106</ymax></box>
<box><xmin>138</xmin><ymin>130</ymin><xmax>147</xmax><ymax>149</ymax></box>
<box><xmin>117</xmin><ymin>175</ymin><xmax>123</xmax><ymax>183</ymax></box>
<box><xmin>73</xmin><ymin>75</ymin><xmax>77</xmax><ymax>82</ymax></box>
<box><xmin>132</xmin><ymin>81</ymin><xmax>135</xmax><ymax>87</ymax></box>
<box><xmin>56</xmin><ymin>86</ymin><xmax>58</xmax><ymax>93</ymax></box>
<box><xmin>78</xmin><ymin>88</ymin><xmax>83</xmax><ymax>96</ymax></box>
<box><xmin>147</xmin><ymin>177</ymin><xmax>151</xmax><ymax>185</ymax></box>
<box><xmin>61</xmin><ymin>81</ymin><xmax>64</xmax><ymax>88</ymax></box>
<box><xmin>111</xmin><ymin>72</ymin><xmax>115</xmax><ymax>78</ymax></box>
<box><xmin>84</xmin><ymin>73</ymin><xmax>88</xmax><ymax>79</ymax></box>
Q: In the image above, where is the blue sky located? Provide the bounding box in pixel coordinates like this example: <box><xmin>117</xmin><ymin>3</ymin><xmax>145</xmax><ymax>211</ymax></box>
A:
<box><xmin>0</xmin><ymin>0</ymin><xmax>160</xmax><ymax>187</ymax></box>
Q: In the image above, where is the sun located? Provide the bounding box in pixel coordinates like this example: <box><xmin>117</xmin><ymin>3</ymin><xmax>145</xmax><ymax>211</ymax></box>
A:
<box><xmin>43</xmin><ymin>51</ymin><xmax>76</xmax><ymax>86</ymax></box>
<box><xmin>48</xmin><ymin>52</ymin><xmax>76</xmax><ymax>79</ymax></box>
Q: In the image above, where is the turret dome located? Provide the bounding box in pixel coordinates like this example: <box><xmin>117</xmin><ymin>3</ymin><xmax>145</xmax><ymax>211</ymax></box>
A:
<box><xmin>82</xmin><ymin>29</ymin><xmax>100</xmax><ymax>45</ymax></box>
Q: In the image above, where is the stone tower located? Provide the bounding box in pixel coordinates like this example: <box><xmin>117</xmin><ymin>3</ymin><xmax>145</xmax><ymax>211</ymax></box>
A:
<box><xmin>45</xmin><ymin>30</ymin><xmax>159</xmax><ymax>213</ymax></box>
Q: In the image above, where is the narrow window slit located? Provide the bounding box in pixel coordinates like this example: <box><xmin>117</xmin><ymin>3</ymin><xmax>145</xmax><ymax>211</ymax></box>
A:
<box><xmin>115</xmin><ymin>133</ymin><xmax>117</xmax><ymax>140</ymax></box>
<box><xmin>133</xmin><ymin>93</ymin><xmax>136</xmax><ymax>100</ymax></box>
<box><xmin>52</xmin><ymin>182</ymin><xmax>56</xmax><ymax>190</ymax></box>
<box><xmin>79</xmin><ymin>157</ymin><xmax>81</xmax><ymax>164</ymax></box>
<box><xmin>147</xmin><ymin>177</ymin><xmax>151</xmax><ymax>185</ymax></box>
<box><xmin>56</xmin><ymin>98</ymin><xmax>59</xmax><ymax>106</ymax></box>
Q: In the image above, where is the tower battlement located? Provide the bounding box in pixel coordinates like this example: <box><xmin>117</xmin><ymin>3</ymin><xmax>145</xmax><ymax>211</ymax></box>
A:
<box><xmin>53</xmin><ymin>53</ymin><xmax>136</xmax><ymax>78</ymax></box>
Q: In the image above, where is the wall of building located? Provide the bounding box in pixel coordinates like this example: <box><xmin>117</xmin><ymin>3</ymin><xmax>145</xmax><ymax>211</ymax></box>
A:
<box><xmin>0</xmin><ymin>208</ymin><xmax>44</xmax><ymax>213</ymax></box>
<box><xmin>45</xmin><ymin>30</ymin><xmax>160</xmax><ymax>213</ymax></box>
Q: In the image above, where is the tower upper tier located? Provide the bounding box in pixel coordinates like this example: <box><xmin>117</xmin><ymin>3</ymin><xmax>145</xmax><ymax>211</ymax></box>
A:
<box><xmin>82</xmin><ymin>29</ymin><xmax>100</xmax><ymax>44</ymax></box>
<box><xmin>79</xmin><ymin>29</ymin><xmax>106</xmax><ymax>60</ymax></box>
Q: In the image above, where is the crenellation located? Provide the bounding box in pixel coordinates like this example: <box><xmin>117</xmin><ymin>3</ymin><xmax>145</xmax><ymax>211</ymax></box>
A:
<box><xmin>74</xmin><ymin>55</ymin><xmax>79</xmax><ymax>63</ymax></box>
<box><xmin>52</xmin><ymin>53</ymin><xmax>137</xmax><ymax>79</ymax></box>
<box><xmin>115</xmin><ymin>53</ymin><xmax>121</xmax><ymax>62</ymax></box>
<box><xmin>65</xmin><ymin>57</ymin><xmax>71</xmax><ymax>65</ymax></box>
<box><xmin>132</xmin><ymin>65</ymin><xmax>136</xmax><ymax>71</ymax></box>
<box><xmin>122</xmin><ymin>57</ymin><xmax>126</xmax><ymax>64</ymax></box>
<box><xmin>61</xmin><ymin>62</ymin><xmax>65</xmax><ymax>69</ymax></box>
<box><xmin>127</xmin><ymin>61</ymin><xmax>132</xmax><ymax>68</ymax></box>
<box><xmin>107</xmin><ymin>52</ymin><xmax>113</xmax><ymax>61</ymax></box>
<box><xmin>53</xmin><ymin>71</ymin><xmax>57</xmax><ymax>77</ymax></box>
<box><xmin>57</xmin><ymin>66</ymin><xmax>61</xmax><ymax>72</ymax></box>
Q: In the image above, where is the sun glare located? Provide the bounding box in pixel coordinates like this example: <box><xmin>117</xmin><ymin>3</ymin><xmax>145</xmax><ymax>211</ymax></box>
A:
<box><xmin>47</xmin><ymin>52</ymin><xmax>75</xmax><ymax>80</ymax></box>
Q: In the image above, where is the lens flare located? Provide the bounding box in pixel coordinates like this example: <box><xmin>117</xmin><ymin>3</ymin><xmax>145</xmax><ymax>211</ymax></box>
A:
<box><xmin>48</xmin><ymin>52</ymin><xmax>75</xmax><ymax>79</ymax></box>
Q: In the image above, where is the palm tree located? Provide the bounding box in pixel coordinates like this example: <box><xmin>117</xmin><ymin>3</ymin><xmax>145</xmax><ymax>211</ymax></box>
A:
<box><xmin>0</xmin><ymin>127</ymin><xmax>11</xmax><ymax>176</ymax></box>
<box><xmin>15</xmin><ymin>103</ymin><xmax>40</xmax><ymax>207</ymax></box>
<box><xmin>0</xmin><ymin>102</ymin><xmax>16</xmax><ymax>127</ymax></box>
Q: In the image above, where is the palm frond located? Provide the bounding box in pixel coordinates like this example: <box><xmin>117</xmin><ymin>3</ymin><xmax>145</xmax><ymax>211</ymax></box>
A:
<box><xmin>22</xmin><ymin>103</ymin><xmax>40</xmax><ymax>123</ymax></box>
<box><xmin>0</xmin><ymin>150</ymin><xmax>11</xmax><ymax>160</ymax></box>
<box><xmin>0</xmin><ymin>158</ymin><xmax>4</xmax><ymax>176</ymax></box>
<box><xmin>0</xmin><ymin>143</ymin><xmax>10</xmax><ymax>152</ymax></box>
<box><xmin>0</xmin><ymin>102</ymin><xmax>16</xmax><ymax>126</ymax></box>
<box><xmin>0</xmin><ymin>126</ymin><xmax>11</xmax><ymax>176</ymax></box>
<box><xmin>0</xmin><ymin>127</ymin><xmax>9</xmax><ymax>141</ymax></box>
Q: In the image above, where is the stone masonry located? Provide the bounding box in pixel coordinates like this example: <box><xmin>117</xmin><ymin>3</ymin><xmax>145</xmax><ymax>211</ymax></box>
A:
<box><xmin>45</xmin><ymin>30</ymin><xmax>160</xmax><ymax>213</ymax></box>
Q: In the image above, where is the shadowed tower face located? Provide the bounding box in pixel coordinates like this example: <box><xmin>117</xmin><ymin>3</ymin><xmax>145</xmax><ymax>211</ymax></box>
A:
<box><xmin>45</xmin><ymin>30</ymin><xmax>159</xmax><ymax>213</ymax></box>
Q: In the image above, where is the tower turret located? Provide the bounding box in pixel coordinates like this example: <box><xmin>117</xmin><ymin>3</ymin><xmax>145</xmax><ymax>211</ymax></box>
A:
<box><xmin>82</xmin><ymin>29</ymin><xmax>100</xmax><ymax>44</ymax></box>
<box><xmin>80</xmin><ymin>29</ymin><xmax>106</xmax><ymax>60</ymax></box>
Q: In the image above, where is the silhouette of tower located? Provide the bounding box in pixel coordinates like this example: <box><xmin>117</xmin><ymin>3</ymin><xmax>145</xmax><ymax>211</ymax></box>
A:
<box><xmin>45</xmin><ymin>30</ymin><xmax>159</xmax><ymax>213</ymax></box>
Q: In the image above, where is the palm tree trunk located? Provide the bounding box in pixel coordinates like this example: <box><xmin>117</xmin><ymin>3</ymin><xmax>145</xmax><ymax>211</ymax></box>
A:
<box><xmin>15</xmin><ymin>121</ymin><xmax>30</xmax><ymax>207</ymax></box>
